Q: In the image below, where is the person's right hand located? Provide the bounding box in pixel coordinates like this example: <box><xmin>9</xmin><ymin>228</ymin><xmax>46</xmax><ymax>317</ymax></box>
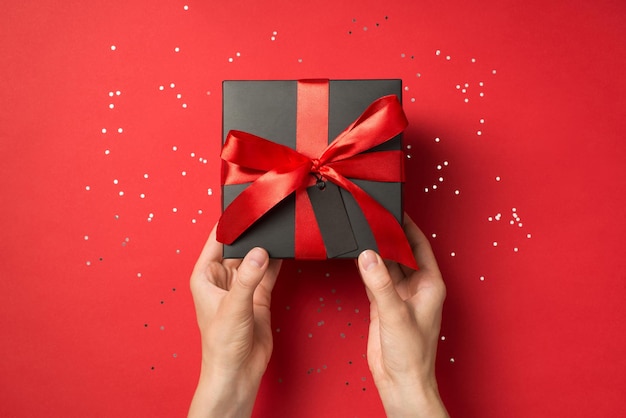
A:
<box><xmin>357</xmin><ymin>215</ymin><xmax>449</xmax><ymax>418</ymax></box>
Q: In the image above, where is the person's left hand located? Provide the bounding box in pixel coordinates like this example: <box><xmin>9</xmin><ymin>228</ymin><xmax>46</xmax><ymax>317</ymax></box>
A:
<box><xmin>188</xmin><ymin>224</ymin><xmax>282</xmax><ymax>418</ymax></box>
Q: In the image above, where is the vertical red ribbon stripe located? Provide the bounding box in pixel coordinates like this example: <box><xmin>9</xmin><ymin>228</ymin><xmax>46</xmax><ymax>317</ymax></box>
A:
<box><xmin>295</xmin><ymin>80</ymin><xmax>329</xmax><ymax>259</ymax></box>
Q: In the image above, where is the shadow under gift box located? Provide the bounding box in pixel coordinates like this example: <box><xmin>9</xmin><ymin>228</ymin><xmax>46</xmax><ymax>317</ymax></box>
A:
<box><xmin>221</xmin><ymin>79</ymin><xmax>404</xmax><ymax>259</ymax></box>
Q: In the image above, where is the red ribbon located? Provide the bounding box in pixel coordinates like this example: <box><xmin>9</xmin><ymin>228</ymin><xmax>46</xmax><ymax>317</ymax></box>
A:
<box><xmin>217</xmin><ymin>80</ymin><xmax>417</xmax><ymax>269</ymax></box>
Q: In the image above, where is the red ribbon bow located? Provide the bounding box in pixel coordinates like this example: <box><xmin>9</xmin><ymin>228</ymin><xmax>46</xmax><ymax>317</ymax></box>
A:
<box><xmin>217</xmin><ymin>85</ymin><xmax>417</xmax><ymax>269</ymax></box>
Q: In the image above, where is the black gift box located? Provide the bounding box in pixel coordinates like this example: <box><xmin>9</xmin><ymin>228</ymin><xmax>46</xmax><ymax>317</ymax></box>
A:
<box><xmin>222</xmin><ymin>79</ymin><xmax>404</xmax><ymax>259</ymax></box>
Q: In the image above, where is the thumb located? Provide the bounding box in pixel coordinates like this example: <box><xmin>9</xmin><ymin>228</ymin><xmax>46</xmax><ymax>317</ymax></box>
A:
<box><xmin>225</xmin><ymin>247</ymin><xmax>269</xmax><ymax>312</ymax></box>
<box><xmin>358</xmin><ymin>250</ymin><xmax>404</xmax><ymax>318</ymax></box>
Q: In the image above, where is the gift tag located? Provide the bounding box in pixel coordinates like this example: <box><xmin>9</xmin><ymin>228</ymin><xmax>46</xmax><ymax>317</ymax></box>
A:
<box><xmin>307</xmin><ymin>181</ymin><xmax>358</xmax><ymax>258</ymax></box>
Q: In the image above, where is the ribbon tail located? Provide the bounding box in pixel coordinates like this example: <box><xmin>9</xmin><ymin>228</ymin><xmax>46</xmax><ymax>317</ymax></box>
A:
<box><xmin>324</xmin><ymin>169</ymin><xmax>417</xmax><ymax>269</ymax></box>
<box><xmin>217</xmin><ymin>165</ymin><xmax>310</xmax><ymax>245</ymax></box>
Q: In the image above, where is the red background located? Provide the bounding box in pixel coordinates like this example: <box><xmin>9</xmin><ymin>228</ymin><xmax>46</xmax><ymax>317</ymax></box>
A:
<box><xmin>1</xmin><ymin>0</ymin><xmax>624</xmax><ymax>417</ymax></box>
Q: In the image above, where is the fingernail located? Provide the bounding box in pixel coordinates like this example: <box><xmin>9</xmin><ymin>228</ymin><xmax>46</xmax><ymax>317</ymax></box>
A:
<box><xmin>247</xmin><ymin>247</ymin><xmax>266</xmax><ymax>268</ymax></box>
<box><xmin>359</xmin><ymin>250</ymin><xmax>379</xmax><ymax>272</ymax></box>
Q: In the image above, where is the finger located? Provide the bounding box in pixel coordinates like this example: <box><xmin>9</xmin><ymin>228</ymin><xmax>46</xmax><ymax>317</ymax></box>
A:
<box><xmin>253</xmin><ymin>258</ymin><xmax>282</xmax><ymax>309</ymax></box>
<box><xmin>358</xmin><ymin>250</ymin><xmax>405</xmax><ymax>320</ymax></box>
<box><xmin>223</xmin><ymin>258</ymin><xmax>243</xmax><ymax>269</ymax></box>
<box><xmin>193</xmin><ymin>223</ymin><xmax>223</xmax><ymax>273</ymax></box>
<box><xmin>403</xmin><ymin>214</ymin><xmax>441</xmax><ymax>275</ymax></box>
<box><xmin>223</xmin><ymin>247</ymin><xmax>270</xmax><ymax>313</ymax></box>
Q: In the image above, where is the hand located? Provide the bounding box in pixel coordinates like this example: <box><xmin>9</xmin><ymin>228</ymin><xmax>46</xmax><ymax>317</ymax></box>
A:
<box><xmin>357</xmin><ymin>215</ymin><xmax>449</xmax><ymax>418</ymax></box>
<box><xmin>188</xmin><ymin>224</ymin><xmax>282</xmax><ymax>418</ymax></box>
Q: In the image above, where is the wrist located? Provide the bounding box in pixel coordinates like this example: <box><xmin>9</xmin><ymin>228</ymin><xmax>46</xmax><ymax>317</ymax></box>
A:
<box><xmin>188</xmin><ymin>368</ymin><xmax>261</xmax><ymax>418</ymax></box>
<box><xmin>376</xmin><ymin>380</ymin><xmax>448</xmax><ymax>418</ymax></box>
